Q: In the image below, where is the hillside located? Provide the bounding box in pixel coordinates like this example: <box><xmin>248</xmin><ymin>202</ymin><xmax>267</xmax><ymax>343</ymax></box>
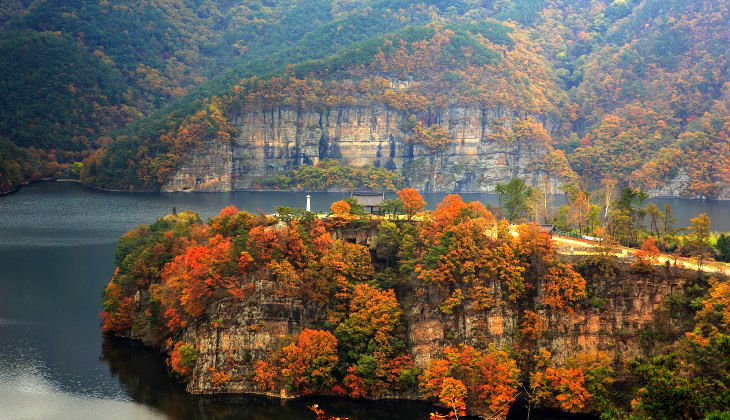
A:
<box><xmin>0</xmin><ymin>0</ymin><xmax>425</xmax><ymax>191</ymax></box>
<box><xmin>1</xmin><ymin>0</ymin><xmax>728</xmax><ymax>197</ymax></box>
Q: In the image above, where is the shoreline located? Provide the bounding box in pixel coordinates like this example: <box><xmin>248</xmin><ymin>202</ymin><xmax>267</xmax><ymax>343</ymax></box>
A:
<box><xmin>3</xmin><ymin>179</ymin><xmax>729</xmax><ymax>201</ymax></box>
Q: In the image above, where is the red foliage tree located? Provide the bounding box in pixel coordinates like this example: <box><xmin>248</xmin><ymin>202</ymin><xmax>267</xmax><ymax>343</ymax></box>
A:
<box><xmin>100</xmin><ymin>280</ymin><xmax>135</xmax><ymax>333</ymax></box>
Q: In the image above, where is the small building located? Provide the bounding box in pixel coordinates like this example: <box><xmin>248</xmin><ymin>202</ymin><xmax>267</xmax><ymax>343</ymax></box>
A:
<box><xmin>351</xmin><ymin>192</ymin><xmax>385</xmax><ymax>214</ymax></box>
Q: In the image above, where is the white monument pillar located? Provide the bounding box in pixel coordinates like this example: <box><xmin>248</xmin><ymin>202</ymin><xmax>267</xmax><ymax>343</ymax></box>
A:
<box><xmin>306</xmin><ymin>194</ymin><xmax>311</xmax><ymax>212</ymax></box>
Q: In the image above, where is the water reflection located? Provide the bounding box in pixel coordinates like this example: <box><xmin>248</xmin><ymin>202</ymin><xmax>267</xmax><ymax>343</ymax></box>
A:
<box><xmin>100</xmin><ymin>335</ymin><xmax>443</xmax><ymax>420</ymax></box>
<box><xmin>0</xmin><ymin>339</ymin><xmax>163</xmax><ymax>420</ymax></box>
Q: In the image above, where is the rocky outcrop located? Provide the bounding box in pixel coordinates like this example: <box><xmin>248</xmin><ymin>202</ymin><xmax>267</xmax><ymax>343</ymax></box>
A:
<box><xmin>177</xmin><ymin>262</ymin><xmax>686</xmax><ymax>398</ymax></box>
<box><xmin>162</xmin><ymin>140</ymin><xmax>234</xmax><ymax>192</ymax></box>
<box><xmin>647</xmin><ymin>169</ymin><xmax>730</xmax><ymax>200</ymax></box>
<box><xmin>184</xmin><ymin>292</ymin><xmax>301</xmax><ymax>396</ymax></box>
<box><xmin>405</xmin><ymin>261</ymin><xmax>686</xmax><ymax>369</ymax></box>
<box><xmin>153</xmin><ymin>227</ymin><xmax>692</xmax><ymax>396</ymax></box>
<box><xmin>162</xmin><ymin>105</ymin><xmax>564</xmax><ymax>193</ymax></box>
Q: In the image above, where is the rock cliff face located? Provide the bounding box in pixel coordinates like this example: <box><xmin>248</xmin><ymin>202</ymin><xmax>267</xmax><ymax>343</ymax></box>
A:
<box><xmin>406</xmin><ymin>261</ymin><xmax>685</xmax><ymax>369</ymax></box>
<box><xmin>156</xmin><ymin>227</ymin><xmax>689</xmax><ymax>396</ymax></box>
<box><xmin>647</xmin><ymin>169</ymin><xmax>730</xmax><ymax>200</ymax></box>
<box><xmin>161</xmin><ymin>105</ymin><xmax>564</xmax><ymax>193</ymax></box>
<box><xmin>180</xmin><ymin>266</ymin><xmax>682</xmax><ymax>397</ymax></box>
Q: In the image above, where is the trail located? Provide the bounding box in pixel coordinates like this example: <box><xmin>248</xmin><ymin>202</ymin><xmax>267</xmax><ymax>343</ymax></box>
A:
<box><xmin>551</xmin><ymin>235</ymin><xmax>730</xmax><ymax>276</ymax></box>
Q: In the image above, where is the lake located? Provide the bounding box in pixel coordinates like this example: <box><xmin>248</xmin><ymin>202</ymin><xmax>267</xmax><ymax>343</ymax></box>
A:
<box><xmin>1</xmin><ymin>181</ymin><xmax>726</xmax><ymax>420</ymax></box>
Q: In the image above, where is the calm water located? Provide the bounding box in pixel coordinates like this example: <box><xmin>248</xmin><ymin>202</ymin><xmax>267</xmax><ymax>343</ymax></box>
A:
<box><xmin>1</xmin><ymin>181</ymin><xmax>726</xmax><ymax>420</ymax></box>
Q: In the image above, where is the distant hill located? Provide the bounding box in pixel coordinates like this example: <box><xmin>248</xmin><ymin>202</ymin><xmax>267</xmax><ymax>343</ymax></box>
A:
<box><xmin>1</xmin><ymin>0</ymin><xmax>728</xmax><ymax>197</ymax></box>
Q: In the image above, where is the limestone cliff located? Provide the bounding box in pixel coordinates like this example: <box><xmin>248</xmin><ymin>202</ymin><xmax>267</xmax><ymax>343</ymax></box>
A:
<box><xmin>162</xmin><ymin>105</ymin><xmax>565</xmax><ymax>193</ymax></box>
<box><xmin>176</xmin><ymin>259</ymin><xmax>684</xmax><ymax>399</ymax></box>
<box><xmin>647</xmin><ymin>169</ymin><xmax>730</xmax><ymax>200</ymax></box>
<box><xmin>131</xmin><ymin>226</ymin><xmax>693</xmax><ymax>397</ymax></box>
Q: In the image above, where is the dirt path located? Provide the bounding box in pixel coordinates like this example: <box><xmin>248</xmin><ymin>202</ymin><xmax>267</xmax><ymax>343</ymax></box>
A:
<box><xmin>551</xmin><ymin>235</ymin><xmax>730</xmax><ymax>276</ymax></box>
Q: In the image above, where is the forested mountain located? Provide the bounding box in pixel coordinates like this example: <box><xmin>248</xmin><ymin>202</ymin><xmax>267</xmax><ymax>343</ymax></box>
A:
<box><xmin>1</xmin><ymin>0</ymin><xmax>728</xmax><ymax>196</ymax></box>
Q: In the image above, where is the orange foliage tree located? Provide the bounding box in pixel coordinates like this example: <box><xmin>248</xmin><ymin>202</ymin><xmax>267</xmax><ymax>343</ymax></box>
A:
<box><xmin>154</xmin><ymin>233</ymin><xmax>252</xmax><ymax>329</ymax></box>
<box><xmin>420</xmin><ymin>346</ymin><xmax>520</xmax><ymax>419</ymax></box>
<box><xmin>438</xmin><ymin>377</ymin><xmax>468</xmax><ymax>419</ymax></box>
<box><xmin>281</xmin><ymin>329</ymin><xmax>339</xmax><ymax>394</ymax></box>
<box><xmin>633</xmin><ymin>236</ymin><xmax>660</xmax><ymax>271</ymax></box>
<box><xmin>530</xmin><ymin>350</ymin><xmax>591</xmax><ymax>414</ymax></box>
<box><xmin>169</xmin><ymin>341</ymin><xmax>197</xmax><ymax>377</ymax></box>
<box><xmin>397</xmin><ymin>187</ymin><xmax>426</xmax><ymax>219</ymax></box>
<box><xmin>330</xmin><ymin>200</ymin><xmax>356</xmax><ymax>227</ymax></box>
<box><xmin>541</xmin><ymin>263</ymin><xmax>587</xmax><ymax>314</ymax></box>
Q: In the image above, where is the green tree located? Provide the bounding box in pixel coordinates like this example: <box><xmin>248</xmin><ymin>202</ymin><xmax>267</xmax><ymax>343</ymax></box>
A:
<box><xmin>376</xmin><ymin>221</ymin><xmax>402</xmax><ymax>266</ymax></box>
<box><xmin>662</xmin><ymin>204</ymin><xmax>677</xmax><ymax>236</ymax></box>
<box><xmin>608</xmin><ymin>188</ymin><xmax>648</xmax><ymax>246</ymax></box>
<box><xmin>344</xmin><ymin>198</ymin><xmax>366</xmax><ymax>215</ymax></box>
<box><xmin>646</xmin><ymin>203</ymin><xmax>661</xmax><ymax>236</ymax></box>
<box><xmin>716</xmin><ymin>234</ymin><xmax>730</xmax><ymax>263</ymax></box>
<box><xmin>495</xmin><ymin>177</ymin><xmax>533</xmax><ymax>223</ymax></box>
<box><xmin>627</xmin><ymin>354</ymin><xmax>705</xmax><ymax>420</ymax></box>
<box><xmin>688</xmin><ymin>213</ymin><xmax>712</xmax><ymax>273</ymax></box>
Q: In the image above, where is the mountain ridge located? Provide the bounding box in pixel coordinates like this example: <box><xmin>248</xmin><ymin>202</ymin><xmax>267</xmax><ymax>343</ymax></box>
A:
<box><xmin>1</xmin><ymin>0</ymin><xmax>728</xmax><ymax>198</ymax></box>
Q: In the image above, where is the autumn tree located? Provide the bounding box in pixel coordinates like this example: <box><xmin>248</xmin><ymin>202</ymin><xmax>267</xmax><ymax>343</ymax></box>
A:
<box><xmin>253</xmin><ymin>360</ymin><xmax>278</xmax><ymax>392</ymax></box>
<box><xmin>155</xmin><ymin>233</ymin><xmax>251</xmax><ymax>329</ymax></box>
<box><xmin>417</xmin><ymin>195</ymin><xmax>521</xmax><ymax>334</ymax></box>
<box><xmin>633</xmin><ymin>237</ymin><xmax>660</xmax><ymax>272</ymax></box>
<box><xmin>331</xmin><ymin>200</ymin><xmax>351</xmax><ymax>216</ymax></box>
<box><xmin>420</xmin><ymin>346</ymin><xmax>520</xmax><ymax>419</ymax></box>
<box><xmin>438</xmin><ymin>377</ymin><xmax>467</xmax><ymax>419</ymax></box>
<box><xmin>330</xmin><ymin>200</ymin><xmax>356</xmax><ymax>227</ymax></box>
<box><xmin>397</xmin><ymin>188</ymin><xmax>426</xmax><ymax>220</ymax></box>
<box><xmin>542</xmin><ymin>263</ymin><xmax>587</xmax><ymax>314</ymax></box>
<box><xmin>169</xmin><ymin>341</ymin><xmax>197</xmax><ymax>377</ymax></box>
<box><xmin>335</xmin><ymin>283</ymin><xmax>402</xmax><ymax>362</ymax></box>
<box><xmin>531</xmin><ymin>365</ymin><xmax>590</xmax><ymax>413</ymax></box>
<box><xmin>336</xmin><ymin>283</ymin><xmax>417</xmax><ymax>399</ymax></box>
<box><xmin>101</xmin><ymin>281</ymin><xmax>135</xmax><ymax>333</ymax></box>
<box><xmin>281</xmin><ymin>329</ymin><xmax>339</xmax><ymax>394</ymax></box>
<box><xmin>411</xmin><ymin>122</ymin><xmax>453</xmax><ymax>153</ymax></box>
